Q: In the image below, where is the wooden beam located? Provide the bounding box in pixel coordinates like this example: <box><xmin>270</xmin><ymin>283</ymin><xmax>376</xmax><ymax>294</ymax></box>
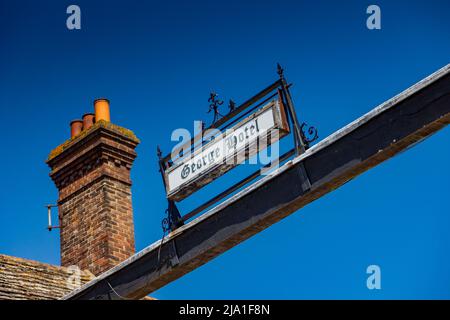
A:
<box><xmin>64</xmin><ymin>64</ymin><xmax>450</xmax><ymax>300</ymax></box>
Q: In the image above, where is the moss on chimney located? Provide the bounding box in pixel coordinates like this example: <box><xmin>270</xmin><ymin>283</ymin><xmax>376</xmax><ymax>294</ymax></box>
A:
<box><xmin>47</xmin><ymin>120</ymin><xmax>140</xmax><ymax>162</ymax></box>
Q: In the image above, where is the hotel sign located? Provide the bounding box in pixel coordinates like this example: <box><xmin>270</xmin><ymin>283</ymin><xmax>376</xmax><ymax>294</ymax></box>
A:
<box><xmin>165</xmin><ymin>99</ymin><xmax>290</xmax><ymax>201</ymax></box>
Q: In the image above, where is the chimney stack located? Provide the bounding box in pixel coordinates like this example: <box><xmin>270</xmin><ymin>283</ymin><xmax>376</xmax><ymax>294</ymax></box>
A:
<box><xmin>47</xmin><ymin>99</ymin><xmax>140</xmax><ymax>275</ymax></box>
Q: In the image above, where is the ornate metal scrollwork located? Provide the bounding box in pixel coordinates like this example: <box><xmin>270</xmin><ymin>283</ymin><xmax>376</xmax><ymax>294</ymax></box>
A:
<box><xmin>156</xmin><ymin>145</ymin><xmax>163</xmax><ymax>161</ymax></box>
<box><xmin>161</xmin><ymin>200</ymin><xmax>183</xmax><ymax>233</ymax></box>
<box><xmin>161</xmin><ymin>216</ymin><xmax>171</xmax><ymax>234</ymax></box>
<box><xmin>207</xmin><ymin>92</ymin><xmax>224</xmax><ymax>124</ymax></box>
<box><xmin>228</xmin><ymin>99</ymin><xmax>236</xmax><ymax>113</ymax></box>
<box><xmin>300</xmin><ymin>123</ymin><xmax>319</xmax><ymax>149</ymax></box>
<box><xmin>158</xmin><ymin>145</ymin><xmax>184</xmax><ymax>233</ymax></box>
<box><xmin>277</xmin><ymin>63</ymin><xmax>284</xmax><ymax>78</ymax></box>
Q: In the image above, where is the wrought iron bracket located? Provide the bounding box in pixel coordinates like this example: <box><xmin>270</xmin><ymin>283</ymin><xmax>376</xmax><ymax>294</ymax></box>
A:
<box><xmin>277</xmin><ymin>63</ymin><xmax>319</xmax><ymax>154</ymax></box>
<box><xmin>157</xmin><ymin>146</ymin><xmax>184</xmax><ymax>233</ymax></box>
<box><xmin>162</xmin><ymin>200</ymin><xmax>184</xmax><ymax>233</ymax></box>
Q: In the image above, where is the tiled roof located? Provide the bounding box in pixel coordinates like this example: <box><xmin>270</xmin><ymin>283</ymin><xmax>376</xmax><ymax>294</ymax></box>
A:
<box><xmin>0</xmin><ymin>254</ymin><xmax>94</xmax><ymax>300</ymax></box>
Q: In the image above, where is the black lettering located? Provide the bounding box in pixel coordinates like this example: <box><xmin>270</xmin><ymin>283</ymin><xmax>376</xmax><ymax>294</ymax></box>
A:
<box><xmin>181</xmin><ymin>165</ymin><xmax>190</xmax><ymax>179</ymax></box>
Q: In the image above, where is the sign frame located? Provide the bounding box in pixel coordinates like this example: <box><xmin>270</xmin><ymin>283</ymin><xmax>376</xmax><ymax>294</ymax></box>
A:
<box><xmin>164</xmin><ymin>98</ymin><xmax>290</xmax><ymax>201</ymax></box>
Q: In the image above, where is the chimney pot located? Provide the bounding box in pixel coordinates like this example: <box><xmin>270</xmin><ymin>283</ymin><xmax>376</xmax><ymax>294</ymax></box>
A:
<box><xmin>82</xmin><ymin>113</ymin><xmax>95</xmax><ymax>131</ymax></box>
<box><xmin>94</xmin><ymin>98</ymin><xmax>111</xmax><ymax>122</ymax></box>
<box><xmin>70</xmin><ymin>120</ymin><xmax>83</xmax><ymax>138</ymax></box>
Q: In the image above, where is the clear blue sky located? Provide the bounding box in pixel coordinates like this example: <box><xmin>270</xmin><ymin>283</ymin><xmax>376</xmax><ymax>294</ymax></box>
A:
<box><xmin>0</xmin><ymin>0</ymin><xmax>449</xmax><ymax>299</ymax></box>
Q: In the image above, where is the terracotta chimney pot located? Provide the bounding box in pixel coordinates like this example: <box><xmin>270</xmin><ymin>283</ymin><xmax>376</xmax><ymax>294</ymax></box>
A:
<box><xmin>70</xmin><ymin>120</ymin><xmax>83</xmax><ymax>138</ymax></box>
<box><xmin>94</xmin><ymin>98</ymin><xmax>111</xmax><ymax>122</ymax></box>
<box><xmin>82</xmin><ymin>113</ymin><xmax>95</xmax><ymax>130</ymax></box>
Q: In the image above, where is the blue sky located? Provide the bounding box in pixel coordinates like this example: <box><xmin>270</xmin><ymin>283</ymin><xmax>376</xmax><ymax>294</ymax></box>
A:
<box><xmin>0</xmin><ymin>0</ymin><xmax>449</xmax><ymax>299</ymax></box>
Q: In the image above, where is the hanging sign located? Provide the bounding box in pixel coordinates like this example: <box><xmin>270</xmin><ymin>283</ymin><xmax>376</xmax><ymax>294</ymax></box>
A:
<box><xmin>165</xmin><ymin>99</ymin><xmax>290</xmax><ymax>201</ymax></box>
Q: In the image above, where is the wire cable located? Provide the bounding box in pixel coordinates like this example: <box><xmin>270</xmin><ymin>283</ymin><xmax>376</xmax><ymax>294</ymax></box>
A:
<box><xmin>106</xmin><ymin>281</ymin><xmax>133</xmax><ymax>300</ymax></box>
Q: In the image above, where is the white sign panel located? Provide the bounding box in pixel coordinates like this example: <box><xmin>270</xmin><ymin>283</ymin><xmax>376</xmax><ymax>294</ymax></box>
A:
<box><xmin>165</xmin><ymin>99</ymin><xmax>289</xmax><ymax>201</ymax></box>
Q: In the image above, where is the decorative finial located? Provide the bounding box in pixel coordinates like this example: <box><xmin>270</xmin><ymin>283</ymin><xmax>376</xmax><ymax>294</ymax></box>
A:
<box><xmin>228</xmin><ymin>99</ymin><xmax>236</xmax><ymax>113</ymax></box>
<box><xmin>207</xmin><ymin>92</ymin><xmax>224</xmax><ymax>124</ymax></box>
<box><xmin>277</xmin><ymin>63</ymin><xmax>284</xmax><ymax>78</ymax></box>
<box><xmin>157</xmin><ymin>145</ymin><xmax>162</xmax><ymax>159</ymax></box>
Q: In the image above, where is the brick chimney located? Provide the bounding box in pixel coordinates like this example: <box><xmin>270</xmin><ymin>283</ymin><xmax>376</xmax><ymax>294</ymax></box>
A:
<box><xmin>46</xmin><ymin>99</ymin><xmax>140</xmax><ymax>275</ymax></box>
